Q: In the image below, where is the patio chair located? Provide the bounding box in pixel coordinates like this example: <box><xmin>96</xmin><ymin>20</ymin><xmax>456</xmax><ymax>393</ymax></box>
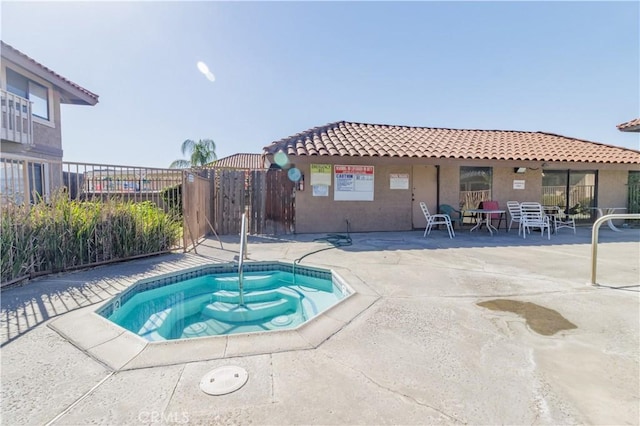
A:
<box><xmin>506</xmin><ymin>201</ymin><xmax>522</xmax><ymax>233</ymax></box>
<box><xmin>420</xmin><ymin>202</ymin><xmax>455</xmax><ymax>239</ymax></box>
<box><xmin>439</xmin><ymin>204</ymin><xmax>464</xmax><ymax>228</ymax></box>
<box><xmin>479</xmin><ymin>200</ymin><xmax>504</xmax><ymax>230</ymax></box>
<box><xmin>550</xmin><ymin>206</ymin><xmax>576</xmax><ymax>234</ymax></box>
<box><xmin>519</xmin><ymin>202</ymin><xmax>551</xmax><ymax>240</ymax></box>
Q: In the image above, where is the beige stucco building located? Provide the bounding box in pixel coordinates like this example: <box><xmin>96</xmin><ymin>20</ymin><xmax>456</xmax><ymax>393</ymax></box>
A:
<box><xmin>1</xmin><ymin>41</ymin><xmax>98</xmax><ymax>203</ymax></box>
<box><xmin>263</xmin><ymin>121</ymin><xmax>640</xmax><ymax>233</ymax></box>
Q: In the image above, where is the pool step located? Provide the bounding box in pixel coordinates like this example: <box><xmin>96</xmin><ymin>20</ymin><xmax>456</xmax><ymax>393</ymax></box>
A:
<box><xmin>212</xmin><ymin>274</ymin><xmax>287</xmax><ymax>291</ymax></box>
<box><xmin>210</xmin><ymin>288</ymin><xmax>299</xmax><ymax>304</ymax></box>
<box><xmin>202</xmin><ymin>297</ymin><xmax>294</xmax><ymax>323</ymax></box>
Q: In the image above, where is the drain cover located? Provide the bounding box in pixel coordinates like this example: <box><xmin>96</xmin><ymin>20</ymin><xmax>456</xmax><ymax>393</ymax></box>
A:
<box><xmin>200</xmin><ymin>366</ymin><xmax>248</xmax><ymax>396</ymax></box>
<box><xmin>271</xmin><ymin>315</ymin><xmax>292</xmax><ymax>326</ymax></box>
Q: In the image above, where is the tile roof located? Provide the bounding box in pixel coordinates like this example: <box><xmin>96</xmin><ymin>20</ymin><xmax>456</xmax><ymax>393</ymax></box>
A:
<box><xmin>617</xmin><ymin>118</ymin><xmax>640</xmax><ymax>132</ymax></box>
<box><xmin>210</xmin><ymin>153</ymin><xmax>264</xmax><ymax>169</ymax></box>
<box><xmin>1</xmin><ymin>41</ymin><xmax>99</xmax><ymax>105</ymax></box>
<box><xmin>263</xmin><ymin>121</ymin><xmax>640</xmax><ymax>164</ymax></box>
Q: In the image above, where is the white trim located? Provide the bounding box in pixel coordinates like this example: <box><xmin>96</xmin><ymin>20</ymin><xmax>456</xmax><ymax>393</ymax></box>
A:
<box><xmin>1</xmin><ymin>45</ymin><xmax>98</xmax><ymax>106</ymax></box>
<box><xmin>2</xmin><ymin>63</ymin><xmax>56</xmax><ymax>128</ymax></box>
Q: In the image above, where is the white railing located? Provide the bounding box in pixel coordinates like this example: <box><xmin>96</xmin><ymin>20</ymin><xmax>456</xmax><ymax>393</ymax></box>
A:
<box><xmin>0</xmin><ymin>89</ymin><xmax>33</xmax><ymax>145</ymax></box>
<box><xmin>590</xmin><ymin>213</ymin><xmax>640</xmax><ymax>286</ymax></box>
<box><xmin>237</xmin><ymin>211</ymin><xmax>248</xmax><ymax>307</ymax></box>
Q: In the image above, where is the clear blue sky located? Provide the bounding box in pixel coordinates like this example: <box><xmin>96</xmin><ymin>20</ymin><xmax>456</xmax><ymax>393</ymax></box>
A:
<box><xmin>2</xmin><ymin>1</ymin><xmax>639</xmax><ymax>168</ymax></box>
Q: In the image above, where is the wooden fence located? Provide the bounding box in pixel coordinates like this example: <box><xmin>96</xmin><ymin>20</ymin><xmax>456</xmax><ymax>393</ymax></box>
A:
<box><xmin>213</xmin><ymin>169</ymin><xmax>295</xmax><ymax>235</ymax></box>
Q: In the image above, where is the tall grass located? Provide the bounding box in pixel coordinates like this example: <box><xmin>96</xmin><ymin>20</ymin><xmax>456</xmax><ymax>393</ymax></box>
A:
<box><xmin>1</xmin><ymin>193</ymin><xmax>182</xmax><ymax>285</ymax></box>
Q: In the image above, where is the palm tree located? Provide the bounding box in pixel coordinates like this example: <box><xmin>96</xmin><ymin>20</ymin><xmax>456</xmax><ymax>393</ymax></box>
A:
<box><xmin>169</xmin><ymin>139</ymin><xmax>217</xmax><ymax>169</ymax></box>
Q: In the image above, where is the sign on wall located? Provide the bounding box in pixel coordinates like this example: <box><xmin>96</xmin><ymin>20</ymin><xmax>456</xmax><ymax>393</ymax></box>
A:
<box><xmin>334</xmin><ymin>165</ymin><xmax>374</xmax><ymax>201</ymax></box>
<box><xmin>389</xmin><ymin>173</ymin><xmax>409</xmax><ymax>190</ymax></box>
<box><xmin>513</xmin><ymin>180</ymin><xmax>525</xmax><ymax>190</ymax></box>
<box><xmin>310</xmin><ymin>164</ymin><xmax>332</xmax><ymax>186</ymax></box>
<box><xmin>312</xmin><ymin>185</ymin><xmax>329</xmax><ymax>197</ymax></box>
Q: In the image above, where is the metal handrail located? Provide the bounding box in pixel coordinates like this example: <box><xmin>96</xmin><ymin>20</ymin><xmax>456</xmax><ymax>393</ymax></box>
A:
<box><xmin>238</xmin><ymin>212</ymin><xmax>247</xmax><ymax>306</ymax></box>
<box><xmin>590</xmin><ymin>213</ymin><xmax>640</xmax><ymax>286</ymax></box>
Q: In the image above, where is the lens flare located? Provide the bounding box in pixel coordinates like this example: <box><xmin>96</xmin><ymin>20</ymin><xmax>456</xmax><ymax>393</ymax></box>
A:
<box><xmin>197</xmin><ymin>61</ymin><xmax>215</xmax><ymax>82</ymax></box>
<box><xmin>274</xmin><ymin>151</ymin><xmax>289</xmax><ymax>168</ymax></box>
<box><xmin>197</xmin><ymin>61</ymin><xmax>209</xmax><ymax>74</ymax></box>
<box><xmin>288</xmin><ymin>167</ymin><xmax>302</xmax><ymax>182</ymax></box>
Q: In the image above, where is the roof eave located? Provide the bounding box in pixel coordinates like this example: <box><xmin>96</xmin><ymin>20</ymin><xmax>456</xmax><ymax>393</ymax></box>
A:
<box><xmin>618</xmin><ymin>125</ymin><xmax>640</xmax><ymax>133</ymax></box>
<box><xmin>2</xmin><ymin>45</ymin><xmax>99</xmax><ymax>106</ymax></box>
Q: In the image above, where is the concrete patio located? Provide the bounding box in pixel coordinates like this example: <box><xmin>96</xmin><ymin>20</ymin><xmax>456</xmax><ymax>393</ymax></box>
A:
<box><xmin>1</xmin><ymin>225</ymin><xmax>639</xmax><ymax>425</ymax></box>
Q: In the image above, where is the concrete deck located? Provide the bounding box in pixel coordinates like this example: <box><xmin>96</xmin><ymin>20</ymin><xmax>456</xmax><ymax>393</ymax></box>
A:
<box><xmin>1</xmin><ymin>226</ymin><xmax>639</xmax><ymax>425</ymax></box>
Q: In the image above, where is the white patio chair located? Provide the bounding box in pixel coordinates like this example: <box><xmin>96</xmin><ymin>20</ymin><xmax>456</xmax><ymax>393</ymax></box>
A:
<box><xmin>519</xmin><ymin>202</ymin><xmax>551</xmax><ymax>240</ymax></box>
<box><xmin>506</xmin><ymin>201</ymin><xmax>522</xmax><ymax>233</ymax></box>
<box><xmin>420</xmin><ymin>202</ymin><xmax>455</xmax><ymax>239</ymax></box>
<box><xmin>551</xmin><ymin>206</ymin><xmax>576</xmax><ymax>234</ymax></box>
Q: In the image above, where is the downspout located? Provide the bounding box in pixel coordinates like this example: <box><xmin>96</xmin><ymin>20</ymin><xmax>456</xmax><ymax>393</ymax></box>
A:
<box><xmin>436</xmin><ymin>165</ymin><xmax>441</xmax><ymax>213</ymax></box>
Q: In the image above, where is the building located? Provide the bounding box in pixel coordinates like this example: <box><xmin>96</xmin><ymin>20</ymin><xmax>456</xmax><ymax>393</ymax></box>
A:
<box><xmin>617</xmin><ymin>118</ymin><xmax>640</xmax><ymax>133</ymax></box>
<box><xmin>1</xmin><ymin>41</ymin><xmax>98</xmax><ymax>203</ymax></box>
<box><xmin>209</xmin><ymin>153</ymin><xmax>265</xmax><ymax>170</ymax></box>
<box><xmin>263</xmin><ymin>121</ymin><xmax>640</xmax><ymax>233</ymax></box>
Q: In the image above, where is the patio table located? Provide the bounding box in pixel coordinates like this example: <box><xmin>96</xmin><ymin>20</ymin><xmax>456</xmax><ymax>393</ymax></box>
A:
<box><xmin>465</xmin><ymin>209</ymin><xmax>506</xmax><ymax>236</ymax></box>
<box><xmin>589</xmin><ymin>207</ymin><xmax>627</xmax><ymax>232</ymax></box>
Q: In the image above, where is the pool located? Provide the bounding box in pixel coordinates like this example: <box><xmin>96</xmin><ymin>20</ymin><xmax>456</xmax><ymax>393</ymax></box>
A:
<box><xmin>98</xmin><ymin>262</ymin><xmax>350</xmax><ymax>341</ymax></box>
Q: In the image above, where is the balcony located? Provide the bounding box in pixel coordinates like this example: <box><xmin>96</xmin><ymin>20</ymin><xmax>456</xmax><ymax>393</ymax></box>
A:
<box><xmin>1</xmin><ymin>89</ymin><xmax>33</xmax><ymax>145</ymax></box>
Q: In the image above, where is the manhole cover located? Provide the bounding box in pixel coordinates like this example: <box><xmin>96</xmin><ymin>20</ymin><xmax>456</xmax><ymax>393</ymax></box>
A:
<box><xmin>200</xmin><ymin>366</ymin><xmax>248</xmax><ymax>396</ymax></box>
<box><xmin>271</xmin><ymin>315</ymin><xmax>292</xmax><ymax>326</ymax></box>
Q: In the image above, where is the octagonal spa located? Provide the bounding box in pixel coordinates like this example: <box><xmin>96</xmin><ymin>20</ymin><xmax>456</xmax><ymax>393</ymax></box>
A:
<box><xmin>49</xmin><ymin>261</ymin><xmax>374</xmax><ymax>369</ymax></box>
<box><xmin>98</xmin><ymin>262</ymin><xmax>351</xmax><ymax>341</ymax></box>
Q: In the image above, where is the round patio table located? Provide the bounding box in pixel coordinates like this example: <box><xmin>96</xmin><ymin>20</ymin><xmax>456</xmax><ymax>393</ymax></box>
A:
<box><xmin>465</xmin><ymin>209</ymin><xmax>506</xmax><ymax>236</ymax></box>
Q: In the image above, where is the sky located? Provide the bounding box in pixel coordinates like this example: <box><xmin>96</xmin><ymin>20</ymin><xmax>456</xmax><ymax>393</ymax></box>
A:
<box><xmin>1</xmin><ymin>1</ymin><xmax>639</xmax><ymax>169</ymax></box>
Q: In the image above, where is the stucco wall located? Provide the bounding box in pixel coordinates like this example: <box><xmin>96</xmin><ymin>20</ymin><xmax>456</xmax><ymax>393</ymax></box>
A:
<box><xmin>492</xmin><ymin>167</ymin><xmax>543</xmax><ymax>207</ymax></box>
<box><xmin>274</xmin><ymin>155</ymin><xmax>637</xmax><ymax>234</ymax></box>
<box><xmin>293</xmin><ymin>159</ymin><xmax>413</xmax><ymax>233</ymax></box>
<box><xmin>598</xmin><ymin>170</ymin><xmax>629</xmax><ymax>208</ymax></box>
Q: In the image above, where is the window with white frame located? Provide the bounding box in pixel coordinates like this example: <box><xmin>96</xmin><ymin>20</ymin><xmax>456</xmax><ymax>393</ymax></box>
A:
<box><xmin>6</xmin><ymin>68</ymin><xmax>50</xmax><ymax>120</ymax></box>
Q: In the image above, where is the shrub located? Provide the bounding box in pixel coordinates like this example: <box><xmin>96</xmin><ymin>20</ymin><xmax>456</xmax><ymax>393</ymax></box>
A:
<box><xmin>1</xmin><ymin>193</ymin><xmax>182</xmax><ymax>285</ymax></box>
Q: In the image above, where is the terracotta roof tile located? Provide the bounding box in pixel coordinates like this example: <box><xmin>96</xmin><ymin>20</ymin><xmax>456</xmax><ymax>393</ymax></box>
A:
<box><xmin>210</xmin><ymin>153</ymin><xmax>264</xmax><ymax>170</ymax></box>
<box><xmin>1</xmin><ymin>41</ymin><xmax>99</xmax><ymax>104</ymax></box>
<box><xmin>264</xmin><ymin>121</ymin><xmax>640</xmax><ymax>164</ymax></box>
<box><xmin>617</xmin><ymin>118</ymin><xmax>640</xmax><ymax>132</ymax></box>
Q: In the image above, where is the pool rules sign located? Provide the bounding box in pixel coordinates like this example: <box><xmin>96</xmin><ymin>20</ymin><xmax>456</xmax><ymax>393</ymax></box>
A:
<box><xmin>334</xmin><ymin>165</ymin><xmax>374</xmax><ymax>201</ymax></box>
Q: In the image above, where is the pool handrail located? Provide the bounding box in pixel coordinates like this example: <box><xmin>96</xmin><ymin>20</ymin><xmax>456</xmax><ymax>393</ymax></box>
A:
<box><xmin>590</xmin><ymin>213</ymin><xmax>640</xmax><ymax>286</ymax></box>
<box><xmin>238</xmin><ymin>212</ymin><xmax>247</xmax><ymax>306</ymax></box>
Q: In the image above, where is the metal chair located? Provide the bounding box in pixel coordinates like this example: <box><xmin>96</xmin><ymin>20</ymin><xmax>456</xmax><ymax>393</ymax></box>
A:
<box><xmin>420</xmin><ymin>202</ymin><xmax>455</xmax><ymax>238</ymax></box>
<box><xmin>506</xmin><ymin>201</ymin><xmax>522</xmax><ymax>233</ymax></box>
<box><xmin>519</xmin><ymin>202</ymin><xmax>551</xmax><ymax>240</ymax></box>
<box><xmin>551</xmin><ymin>206</ymin><xmax>576</xmax><ymax>234</ymax></box>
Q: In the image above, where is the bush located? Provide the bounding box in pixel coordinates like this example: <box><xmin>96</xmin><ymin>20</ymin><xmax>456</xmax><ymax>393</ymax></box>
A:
<box><xmin>161</xmin><ymin>184</ymin><xmax>182</xmax><ymax>218</ymax></box>
<box><xmin>1</xmin><ymin>193</ymin><xmax>182</xmax><ymax>285</ymax></box>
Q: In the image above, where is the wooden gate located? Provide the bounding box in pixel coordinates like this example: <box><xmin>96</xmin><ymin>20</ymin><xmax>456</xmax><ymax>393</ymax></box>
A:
<box><xmin>249</xmin><ymin>170</ymin><xmax>295</xmax><ymax>235</ymax></box>
<box><xmin>213</xmin><ymin>169</ymin><xmax>248</xmax><ymax>235</ymax></box>
<box><xmin>182</xmin><ymin>170</ymin><xmax>215</xmax><ymax>248</ymax></box>
<box><xmin>210</xmin><ymin>169</ymin><xmax>295</xmax><ymax>236</ymax></box>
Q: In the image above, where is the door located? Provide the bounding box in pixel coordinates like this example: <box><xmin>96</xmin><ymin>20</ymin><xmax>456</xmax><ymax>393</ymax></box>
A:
<box><xmin>412</xmin><ymin>165</ymin><xmax>438</xmax><ymax>229</ymax></box>
<box><xmin>542</xmin><ymin>170</ymin><xmax>597</xmax><ymax>221</ymax></box>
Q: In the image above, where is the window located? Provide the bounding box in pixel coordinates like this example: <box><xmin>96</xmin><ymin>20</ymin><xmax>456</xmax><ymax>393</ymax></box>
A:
<box><xmin>0</xmin><ymin>159</ymin><xmax>26</xmax><ymax>204</ymax></box>
<box><xmin>459</xmin><ymin>166</ymin><xmax>492</xmax><ymax>210</ymax></box>
<box><xmin>0</xmin><ymin>158</ymin><xmax>47</xmax><ymax>205</ymax></box>
<box><xmin>542</xmin><ymin>170</ymin><xmax>597</xmax><ymax>220</ymax></box>
<box><xmin>6</xmin><ymin>68</ymin><xmax>50</xmax><ymax>120</ymax></box>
